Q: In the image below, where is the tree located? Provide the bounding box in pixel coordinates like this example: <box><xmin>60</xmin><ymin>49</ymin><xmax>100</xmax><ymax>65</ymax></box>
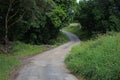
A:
<box><xmin>0</xmin><ymin>0</ymin><xmax>55</xmax><ymax>52</ymax></box>
<box><xmin>53</xmin><ymin>0</ymin><xmax>76</xmax><ymax>24</ymax></box>
<box><xmin>0</xmin><ymin>0</ymin><xmax>77</xmax><ymax>53</ymax></box>
<box><xmin>76</xmin><ymin>0</ymin><xmax>120</xmax><ymax>35</ymax></box>
<box><xmin>0</xmin><ymin>0</ymin><xmax>25</xmax><ymax>53</ymax></box>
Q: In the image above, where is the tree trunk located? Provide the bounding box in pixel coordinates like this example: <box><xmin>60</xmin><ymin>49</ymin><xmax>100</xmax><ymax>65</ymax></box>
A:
<box><xmin>4</xmin><ymin>0</ymin><xmax>12</xmax><ymax>53</ymax></box>
<box><xmin>5</xmin><ymin>22</ymin><xmax>9</xmax><ymax>53</ymax></box>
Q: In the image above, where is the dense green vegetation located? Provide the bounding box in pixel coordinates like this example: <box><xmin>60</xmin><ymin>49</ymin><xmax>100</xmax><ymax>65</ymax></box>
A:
<box><xmin>0</xmin><ymin>32</ymin><xmax>69</xmax><ymax>80</ymax></box>
<box><xmin>75</xmin><ymin>0</ymin><xmax>120</xmax><ymax>34</ymax></box>
<box><xmin>0</xmin><ymin>0</ymin><xmax>76</xmax><ymax>53</ymax></box>
<box><xmin>65</xmin><ymin>32</ymin><xmax>120</xmax><ymax>80</ymax></box>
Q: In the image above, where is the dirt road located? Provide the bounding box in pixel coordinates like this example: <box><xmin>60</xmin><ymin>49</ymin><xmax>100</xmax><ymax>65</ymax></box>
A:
<box><xmin>14</xmin><ymin>31</ymin><xmax>80</xmax><ymax>80</ymax></box>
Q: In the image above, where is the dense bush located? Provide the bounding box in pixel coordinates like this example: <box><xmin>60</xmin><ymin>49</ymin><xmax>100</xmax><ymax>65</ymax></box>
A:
<box><xmin>22</xmin><ymin>5</ymin><xmax>68</xmax><ymax>44</ymax></box>
<box><xmin>65</xmin><ymin>32</ymin><xmax>120</xmax><ymax>80</ymax></box>
<box><xmin>75</xmin><ymin>0</ymin><xmax>120</xmax><ymax>34</ymax></box>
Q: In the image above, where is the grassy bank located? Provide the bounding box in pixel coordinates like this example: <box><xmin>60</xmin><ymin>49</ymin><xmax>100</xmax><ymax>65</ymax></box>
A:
<box><xmin>0</xmin><ymin>32</ymin><xmax>69</xmax><ymax>80</ymax></box>
<box><xmin>65</xmin><ymin>32</ymin><xmax>120</xmax><ymax>80</ymax></box>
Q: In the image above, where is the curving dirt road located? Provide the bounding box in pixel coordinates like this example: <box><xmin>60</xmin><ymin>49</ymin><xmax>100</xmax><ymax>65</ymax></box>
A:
<box><xmin>14</xmin><ymin>31</ymin><xmax>80</xmax><ymax>80</ymax></box>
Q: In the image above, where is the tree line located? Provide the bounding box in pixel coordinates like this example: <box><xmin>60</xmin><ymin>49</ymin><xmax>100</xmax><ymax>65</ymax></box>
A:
<box><xmin>0</xmin><ymin>0</ymin><xmax>76</xmax><ymax>53</ymax></box>
<box><xmin>75</xmin><ymin>0</ymin><xmax>120</xmax><ymax>35</ymax></box>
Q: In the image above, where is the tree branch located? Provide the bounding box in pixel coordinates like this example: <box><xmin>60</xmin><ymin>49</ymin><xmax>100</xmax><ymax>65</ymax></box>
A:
<box><xmin>9</xmin><ymin>12</ymin><xmax>25</xmax><ymax>27</ymax></box>
<box><xmin>8</xmin><ymin>9</ymin><xmax>19</xmax><ymax>22</ymax></box>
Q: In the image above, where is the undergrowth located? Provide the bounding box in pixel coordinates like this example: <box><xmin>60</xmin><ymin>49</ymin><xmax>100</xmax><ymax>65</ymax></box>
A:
<box><xmin>65</xmin><ymin>32</ymin><xmax>120</xmax><ymax>80</ymax></box>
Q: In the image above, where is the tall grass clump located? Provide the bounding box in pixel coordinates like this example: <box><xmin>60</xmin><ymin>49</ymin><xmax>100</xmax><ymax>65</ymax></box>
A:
<box><xmin>65</xmin><ymin>32</ymin><xmax>120</xmax><ymax>80</ymax></box>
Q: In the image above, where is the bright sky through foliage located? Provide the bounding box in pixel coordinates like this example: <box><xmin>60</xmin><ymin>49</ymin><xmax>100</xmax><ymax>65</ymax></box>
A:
<box><xmin>76</xmin><ymin>0</ymin><xmax>79</xmax><ymax>3</ymax></box>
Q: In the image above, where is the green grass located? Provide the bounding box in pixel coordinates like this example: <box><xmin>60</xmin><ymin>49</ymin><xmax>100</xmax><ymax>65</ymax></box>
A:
<box><xmin>65</xmin><ymin>32</ymin><xmax>120</xmax><ymax>80</ymax></box>
<box><xmin>63</xmin><ymin>23</ymin><xmax>91</xmax><ymax>41</ymax></box>
<box><xmin>0</xmin><ymin>32</ymin><xmax>69</xmax><ymax>80</ymax></box>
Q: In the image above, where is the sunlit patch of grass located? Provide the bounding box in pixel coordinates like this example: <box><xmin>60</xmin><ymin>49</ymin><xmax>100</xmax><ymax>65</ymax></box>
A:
<box><xmin>65</xmin><ymin>32</ymin><xmax>120</xmax><ymax>80</ymax></box>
